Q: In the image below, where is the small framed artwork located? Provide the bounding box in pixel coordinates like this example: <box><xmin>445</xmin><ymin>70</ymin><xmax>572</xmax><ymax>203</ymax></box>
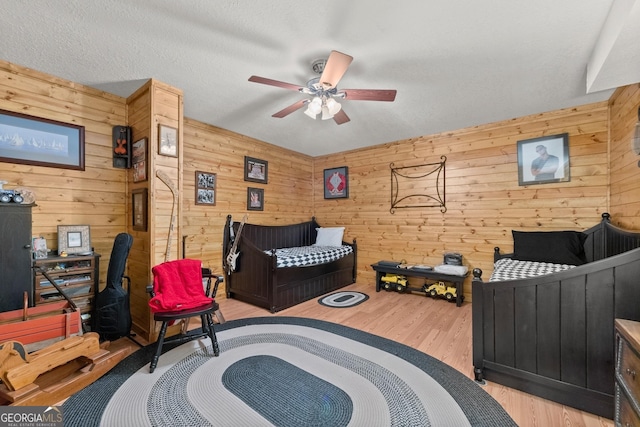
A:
<box><xmin>158</xmin><ymin>124</ymin><xmax>178</xmax><ymax>157</ymax></box>
<box><xmin>32</xmin><ymin>237</ymin><xmax>48</xmax><ymax>259</ymax></box>
<box><xmin>244</xmin><ymin>156</ymin><xmax>268</xmax><ymax>183</ymax></box>
<box><xmin>247</xmin><ymin>187</ymin><xmax>264</xmax><ymax>211</ymax></box>
<box><xmin>132</xmin><ymin>137</ymin><xmax>147</xmax><ymax>182</ymax></box>
<box><xmin>132</xmin><ymin>188</ymin><xmax>148</xmax><ymax>231</ymax></box>
<box><xmin>195</xmin><ymin>170</ymin><xmax>216</xmax><ymax>205</ymax></box>
<box><xmin>517</xmin><ymin>133</ymin><xmax>570</xmax><ymax>186</ymax></box>
<box><xmin>323</xmin><ymin>166</ymin><xmax>349</xmax><ymax>199</ymax></box>
<box><xmin>57</xmin><ymin>225</ymin><xmax>91</xmax><ymax>255</ymax></box>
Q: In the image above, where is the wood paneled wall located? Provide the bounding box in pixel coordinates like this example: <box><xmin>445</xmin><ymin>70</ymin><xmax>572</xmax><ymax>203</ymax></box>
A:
<box><xmin>0</xmin><ymin>60</ymin><xmax>127</xmax><ymax>286</ymax></box>
<box><xmin>609</xmin><ymin>83</ymin><xmax>640</xmax><ymax>229</ymax></box>
<box><xmin>180</xmin><ymin>118</ymin><xmax>315</xmax><ymax>289</ymax></box>
<box><xmin>313</xmin><ymin>102</ymin><xmax>611</xmax><ymax>298</ymax></box>
<box><xmin>1</xmin><ymin>58</ymin><xmax>638</xmax><ymax>308</ymax></box>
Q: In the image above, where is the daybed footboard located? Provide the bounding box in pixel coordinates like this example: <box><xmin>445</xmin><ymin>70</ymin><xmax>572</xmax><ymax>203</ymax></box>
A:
<box><xmin>472</xmin><ymin>247</ymin><xmax>640</xmax><ymax>418</ymax></box>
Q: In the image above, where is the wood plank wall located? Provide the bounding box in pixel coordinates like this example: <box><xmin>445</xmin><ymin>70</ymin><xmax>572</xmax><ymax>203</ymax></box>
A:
<box><xmin>312</xmin><ymin>102</ymin><xmax>611</xmax><ymax>297</ymax></box>
<box><xmin>180</xmin><ymin>118</ymin><xmax>315</xmax><ymax>288</ymax></box>
<box><xmin>0</xmin><ymin>60</ymin><xmax>127</xmax><ymax>287</ymax></box>
<box><xmin>1</xmin><ymin>58</ymin><xmax>638</xmax><ymax>308</ymax></box>
<box><xmin>608</xmin><ymin>83</ymin><xmax>640</xmax><ymax>230</ymax></box>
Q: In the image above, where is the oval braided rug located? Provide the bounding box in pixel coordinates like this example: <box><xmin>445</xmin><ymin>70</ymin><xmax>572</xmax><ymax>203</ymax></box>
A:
<box><xmin>63</xmin><ymin>317</ymin><xmax>516</xmax><ymax>427</ymax></box>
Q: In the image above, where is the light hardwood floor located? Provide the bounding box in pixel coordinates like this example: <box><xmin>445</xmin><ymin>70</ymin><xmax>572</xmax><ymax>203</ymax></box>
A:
<box><xmin>106</xmin><ymin>281</ymin><xmax>614</xmax><ymax>426</ymax></box>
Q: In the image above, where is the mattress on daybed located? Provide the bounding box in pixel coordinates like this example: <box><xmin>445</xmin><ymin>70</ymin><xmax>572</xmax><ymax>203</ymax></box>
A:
<box><xmin>265</xmin><ymin>245</ymin><xmax>353</xmax><ymax>268</ymax></box>
<box><xmin>489</xmin><ymin>257</ymin><xmax>576</xmax><ymax>282</ymax></box>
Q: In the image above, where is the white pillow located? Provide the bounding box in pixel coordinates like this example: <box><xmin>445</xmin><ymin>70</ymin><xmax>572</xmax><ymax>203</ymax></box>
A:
<box><xmin>314</xmin><ymin>227</ymin><xmax>345</xmax><ymax>246</ymax></box>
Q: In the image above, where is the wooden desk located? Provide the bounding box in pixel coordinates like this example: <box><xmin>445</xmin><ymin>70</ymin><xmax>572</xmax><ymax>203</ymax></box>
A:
<box><xmin>371</xmin><ymin>262</ymin><xmax>466</xmax><ymax>307</ymax></box>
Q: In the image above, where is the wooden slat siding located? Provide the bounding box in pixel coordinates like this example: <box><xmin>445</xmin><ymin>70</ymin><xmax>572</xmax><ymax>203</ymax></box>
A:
<box><xmin>1</xmin><ymin>56</ymin><xmax>636</xmax><ymax>312</ymax></box>
<box><xmin>314</xmin><ymin>102</ymin><xmax>611</xmax><ymax>299</ymax></box>
<box><xmin>125</xmin><ymin>80</ymin><xmax>154</xmax><ymax>339</ymax></box>
<box><xmin>180</xmin><ymin>118</ymin><xmax>315</xmax><ymax>295</ymax></box>
<box><xmin>0</xmin><ymin>59</ymin><xmax>127</xmax><ymax>291</ymax></box>
<box><xmin>609</xmin><ymin>84</ymin><xmax>640</xmax><ymax>230</ymax></box>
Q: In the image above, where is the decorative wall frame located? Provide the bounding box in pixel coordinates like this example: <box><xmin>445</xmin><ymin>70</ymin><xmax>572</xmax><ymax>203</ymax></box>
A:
<box><xmin>195</xmin><ymin>170</ymin><xmax>216</xmax><ymax>205</ymax></box>
<box><xmin>132</xmin><ymin>137</ymin><xmax>147</xmax><ymax>182</ymax></box>
<box><xmin>517</xmin><ymin>133</ymin><xmax>570</xmax><ymax>186</ymax></box>
<box><xmin>390</xmin><ymin>156</ymin><xmax>446</xmax><ymax>213</ymax></box>
<box><xmin>0</xmin><ymin>108</ymin><xmax>85</xmax><ymax>170</ymax></box>
<box><xmin>132</xmin><ymin>188</ymin><xmax>148</xmax><ymax>231</ymax></box>
<box><xmin>244</xmin><ymin>156</ymin><xmax>268</xmax><ymax>183</ymax></box>
<box><xmin>158</xmin><ymin>124</ymin><xmax>177</xmax><ymax>157</ymax></box>
<box><xmin>323</xmin><ymin>166</ymin><xmax>349</xmax><ymax>199</ymax></box>
<box><xmin>247</xmin><ymin>187</ymin><xmax>264</xmax><ymax>211</ymax></box>
<box><xmin>57</xmin><ymin>225</ymin><xmax>91</xmax><ymax>255</ymax></box>
<box><xmin>112</xmin><ymin>125</ymin><xmax>131</xmax><ymax>169</ymax></box>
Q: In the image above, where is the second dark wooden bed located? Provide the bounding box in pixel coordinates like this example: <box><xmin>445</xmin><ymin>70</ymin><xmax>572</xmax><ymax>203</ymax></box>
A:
<box><xmin>471</xmin><ymin>213</ymin><xmax>640</xmax><ymax>418</ymax></box>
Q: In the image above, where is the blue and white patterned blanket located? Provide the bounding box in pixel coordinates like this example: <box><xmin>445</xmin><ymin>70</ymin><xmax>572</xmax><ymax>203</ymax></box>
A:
<box><xmin>489</xmin><ymin>257</ymin><xmax>576</xmax><ymax>282</ymax></box>
<box><xmin>265</xmin><ymin>245</ymin><xmax>353</xmax><ymax>268</ymax></box>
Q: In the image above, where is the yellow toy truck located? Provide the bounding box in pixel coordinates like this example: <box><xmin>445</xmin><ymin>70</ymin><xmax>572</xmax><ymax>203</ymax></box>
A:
<box><xmin>424</xmin><ymin>281</ymin><xmax>457</xmax><ymax>302</ymax></box>
<box><xmin>380</xmin><ymin>274</ymin><xmax>408</xmax><ymax>292</ymax></box>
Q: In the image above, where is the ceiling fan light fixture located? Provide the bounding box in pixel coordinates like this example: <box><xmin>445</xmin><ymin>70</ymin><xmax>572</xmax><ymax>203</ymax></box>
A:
<box><xmin>325</xmin><ymin>97</ymin><xmax>342</xmax><ymax>115</ymax></box>
<box><xmin>321</xmin><ymin>105</ymin><xmax>333</xmax><ymax>120</ymax></box>
<box><xmin>304</xmin><ymin>107</ymin><xmax>317</xmax><ymax>119</ymax></box>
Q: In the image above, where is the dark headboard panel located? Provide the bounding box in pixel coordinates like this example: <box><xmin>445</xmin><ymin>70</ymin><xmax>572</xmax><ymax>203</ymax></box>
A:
<box><xmin>583</xmin><ymin>213</ymin><xmax>640</xmax><ymax>262</ymax></box>
<box><xmin>494</xmin><ymin>213</ymin><xmax>640</xmax><ymax>263</ymax></box>
<box><xmin>224</xmin><ymin>215</ymin><xmax>320</xmax><ymax>253</ymax></box>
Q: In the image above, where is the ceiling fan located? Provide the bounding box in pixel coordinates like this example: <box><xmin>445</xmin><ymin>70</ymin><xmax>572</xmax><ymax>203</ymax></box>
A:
<box><xmin>248</xmin><ymin>50</ymin><xmax>397</xmax><ymax>125</ymax></box>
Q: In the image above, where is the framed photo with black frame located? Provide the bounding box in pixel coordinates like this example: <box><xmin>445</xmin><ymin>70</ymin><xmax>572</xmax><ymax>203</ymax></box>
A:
<box><xmin>244</xmin><ymin>156</ymin><xmax>268</xmax><ymax>183</ymax></box>
<box><xmin>195</xmin><ymin>170</ymin><xmax>216</xmax><ymax>205</ymax></box>
<box><xmin>57</xmin><ymin>225</ymin><xmax>91</xmax><ymax>255</ymax></box>
<box><xmin>132</xmin><ymin>188</ymin><xmax>148</xmax><ymax>231</ymax></box>
<box><xmin>0</xmin><ymin>108</ymin><xmax>85</xmax><ymax>170</ymax></box>
<box><xmin>323</xmin><ymin>166</ymin><xmax>349</xmax><ymax>199</ymax></box>
<box><xmin>247</xmin><ymin>187</ymin><xmax>264</xmax><ymax>211</ymax></box>
<box><xmin>517</xmin><ymin>133</ymin><xmax>570</xmax><ymax>186</ymax></box>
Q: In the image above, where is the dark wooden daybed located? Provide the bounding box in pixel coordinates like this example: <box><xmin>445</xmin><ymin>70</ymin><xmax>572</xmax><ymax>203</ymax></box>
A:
<box><xmin>471</xmin><ymin>213</ymin><xmax>640</xmax><ymax>418</ymax></box>
<box><xmin>222</xmin><ymin>216</ymin><xmax>357</xmax><ymax>313</ymax></box>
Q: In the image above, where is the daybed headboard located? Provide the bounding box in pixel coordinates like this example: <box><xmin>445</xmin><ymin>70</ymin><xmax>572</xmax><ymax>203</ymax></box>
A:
<box><xmin>583</xmin><ymin>213</ymin><xmax>640</xmax><ymax>262</ymax></box>
<box><xmin>223</xmin><ymin>215</ymin><xmax>320</xmax><ymax>252</ymax></box>
<box><xmin>494</xmin><ymin>213</ymin><xmax>640</xmax><ymax>263</ymax></box>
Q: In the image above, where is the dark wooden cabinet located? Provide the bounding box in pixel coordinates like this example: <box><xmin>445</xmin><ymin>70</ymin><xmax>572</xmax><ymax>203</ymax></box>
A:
<box><xmin>0</xmin><ymin>204</ymin><xmax>34</xmax><ymax>312</ymax></box>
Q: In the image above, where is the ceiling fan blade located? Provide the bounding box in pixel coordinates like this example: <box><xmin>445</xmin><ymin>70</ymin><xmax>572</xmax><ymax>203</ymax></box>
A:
<box><xmin>340</xmin><ymin>89</ymin><xmax>397</xmax><ymax>102</ymax></box>
<box><xmin>319</xmin><ymin>50</ymin><xmax>353</xmax><ymax>89</ymax></box>
<box><xmin>272</xmin><ymin>100</ymin><xmax>308</xmax><ymax>118</ymax></box>
<box><xmin>333</xmin><ymin>109</ymin><xmax>350</xmax><ymax>125</ymax></box>
<box><xmin>248</xmin><ymin>75</ymin><xmax>304</xmax><ymax>91</ymax></box>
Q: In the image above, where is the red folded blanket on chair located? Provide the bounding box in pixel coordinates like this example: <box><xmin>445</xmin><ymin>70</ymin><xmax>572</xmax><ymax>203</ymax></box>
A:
<box><xmin>149</xmin><ymin>259</ymin><xmax>213</xmax><ymax>312</ymax></box>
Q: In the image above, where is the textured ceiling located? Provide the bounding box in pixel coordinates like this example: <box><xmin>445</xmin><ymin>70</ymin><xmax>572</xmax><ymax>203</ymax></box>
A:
<box><xmin>1</xmin><ymin>1</ymin><xmax>638</xmax><ymax>156</ymax></box>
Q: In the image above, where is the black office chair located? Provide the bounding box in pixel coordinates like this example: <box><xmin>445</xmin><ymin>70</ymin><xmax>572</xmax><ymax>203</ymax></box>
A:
<box><xmin>93</xmin><ymin>232</ymin><xmax>134</xmax><ymax>342</ymax></box>
<box><xmin>147</xmin><ymin>259</ymin><xmax>221</xmax><ymax>373</ymax></box>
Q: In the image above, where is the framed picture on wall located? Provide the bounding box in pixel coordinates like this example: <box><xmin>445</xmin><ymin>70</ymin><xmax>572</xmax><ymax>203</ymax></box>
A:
<box><xmin>132</xmin><ymin>188</ymin><xmax>148</xmax><ymax>231</ymax></box>
<box><xmin>517</xmin><ymin>133</ymin><xmax>570</xmax><ymax>186</ymax></box>
<box><xmin>323</xmin><ymin>166</ymin><xmax>349</xmax><ymax>199</ymax></box>
<box><xmin>244</xmin><ymin>156</ymin><xmax>268</xmax><ymax>183</ymax></box>
<box><xmin>195</xmin><ymin>170</ymin><xmax>216</xmax><ymax>205</ymax></box>
<box><xmin>158</xmin><ymin>124</ymin><xmax>177</xmax><ymax>157</ymax></box>
<box><xmin>247</xmin><ymin>187</ymin><xmax>264</xmax><ymax>211</ymax></box>
<box><xmin>0</xmin><ymin>108</ymin><xmax>85</xmax><ymax>170</ymax></box>
<box><xmin>132</xmin><ymin>137</ymin><xmax>147</xmax><ymax>182</ymax></box>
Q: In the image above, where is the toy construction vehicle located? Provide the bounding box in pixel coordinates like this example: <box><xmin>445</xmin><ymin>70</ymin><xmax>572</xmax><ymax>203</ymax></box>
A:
<box><xmin>424</xmin><ymin>281</ymin><xmax>457</xmax><ymax>302</ymax></box>
<box><xmin>380</xmin><ymin>274</ymin><xmax>408</xmax><ymax>292</ymax></box>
